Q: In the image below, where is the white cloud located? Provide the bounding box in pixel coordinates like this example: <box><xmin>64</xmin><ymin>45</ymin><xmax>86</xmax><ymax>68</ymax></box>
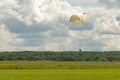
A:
<box><xmin>98</xmin><ymin>0</ymin><xmax>120</xmax><ymax>8</ymax></box>
<box><xmin>87</xmin><ymin>6</ymin><xmax>120</xmax><ymax>51</ymax></box>
<box><xmin>0</xmin><ymin>0</ymin><xmax>120</xmax><ymax>51</ymax></box>
<box><xmin>67</xmin><ymin>0</ymin><xmax>99</xmax><ymax>7</ymax></box>
<box><xmin>0</xmin><ymin>0</ymin><xmax>86</xmax><ymax>51</ymax></box>
<box><xmin>0</xmin><ymin>23</ymin><xmax>24</xmax><ymax>51</ymax></box>
<box><xmin>94</xmin><ymin>8</ymin><xmax>120</xmax><ymax>34</ymax></box>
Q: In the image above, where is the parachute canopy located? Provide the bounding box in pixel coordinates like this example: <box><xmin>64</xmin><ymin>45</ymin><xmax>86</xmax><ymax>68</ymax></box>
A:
<box><xmin>69</xmin><ymin>13</ymin><xmax>88</xmax><ymax>23</ymax></box>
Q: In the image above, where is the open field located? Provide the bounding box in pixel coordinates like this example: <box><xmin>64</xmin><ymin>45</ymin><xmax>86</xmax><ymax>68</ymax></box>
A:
<box><xmin>0</xmin><ymin>61</ymin><xmax>120</xmax><ymax>69</ymax></box>
<box><xmin>0</xmin><ymin>69</ymin><xmax>120</xmax><ymax>80</ymax></box>
<box><xmin>0</xmin><ymin>61</ymin><xmax>120</xmax><ymax>80</ymax></box>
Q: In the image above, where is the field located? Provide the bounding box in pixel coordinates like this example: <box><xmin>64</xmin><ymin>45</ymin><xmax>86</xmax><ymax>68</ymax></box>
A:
<box><xmin>0</xmin><ymin>69</ymin><xmax>120</xmax><ymax>80</ymax></box>
<box><xmin>0</xmin><ymin>61</ymin><xmax>120</xmax><ymax>69</ymax></box>
<box><xmin>0</xmin><ymin>61</ymin><xmax>120</xmax><ymax>80</ymax></box>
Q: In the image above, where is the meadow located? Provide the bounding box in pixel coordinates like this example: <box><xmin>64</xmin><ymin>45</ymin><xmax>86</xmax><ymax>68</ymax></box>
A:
<box><xmin>0</xmin><ymin>61</ymin><xmax>120</xmax><ymax>69</ymax></box>
<box><xmin>0</xmin><ymin>69</ymin><xmax>120</xmax><ymax>80</ymax></box>
<box><xmin>0</xmin><ymin>61</ymin><xmax>120</xmax><ymax>80</ymax></box>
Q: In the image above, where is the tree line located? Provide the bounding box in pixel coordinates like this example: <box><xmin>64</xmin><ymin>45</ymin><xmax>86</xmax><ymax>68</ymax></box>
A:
<box><xmin>0</xmin><ymin>51</ymin><xmax>120</xmax><ymax>61</ymax></box>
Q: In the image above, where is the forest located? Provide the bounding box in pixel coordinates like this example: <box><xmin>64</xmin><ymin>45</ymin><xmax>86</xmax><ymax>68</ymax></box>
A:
<box><xmin>0</xmin><ymin>51</ymin><xmax>120</xmax><ymax>61</ymax></box>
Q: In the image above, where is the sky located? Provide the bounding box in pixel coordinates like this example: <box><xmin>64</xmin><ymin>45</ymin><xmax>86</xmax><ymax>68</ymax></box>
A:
<box><xmin>0</xmin><ymin>0</ymin><xmax>120</xmax><ymax>51</ymax></box>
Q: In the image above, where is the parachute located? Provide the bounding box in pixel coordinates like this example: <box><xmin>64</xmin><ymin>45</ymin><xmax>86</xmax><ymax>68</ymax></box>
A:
<box><xmin>69</xmin><ymin>13</ymin><xmax>88</xmax><ymax>51</ymax></box>
<box><xmin>69</xmin><ymin>13</ymin><xmax>88</xmax><ymax>23</ymax></box>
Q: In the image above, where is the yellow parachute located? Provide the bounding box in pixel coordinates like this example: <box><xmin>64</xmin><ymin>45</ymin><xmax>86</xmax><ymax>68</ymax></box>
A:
<box><xmin>69</xmin><ymin>13</ymin><xmax>88</xmax><ymax>23</ymax></box>
<box><xmin>69</xmin><ymin>13</ymin><xmax>88</xmax><ymax>51</ymax></box>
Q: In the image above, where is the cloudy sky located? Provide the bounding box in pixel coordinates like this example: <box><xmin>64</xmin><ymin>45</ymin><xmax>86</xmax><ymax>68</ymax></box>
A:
<box><xmin>0</xmin><ymin>0</ymin><xmax>120</xmax><ymax>51</ymax></box>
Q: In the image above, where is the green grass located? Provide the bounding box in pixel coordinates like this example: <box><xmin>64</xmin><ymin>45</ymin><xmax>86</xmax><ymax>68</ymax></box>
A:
<box><xmin>0</xmin><ymin>61</ymin><xmax>120</xmax><ymax>80</ymax></box>
<box><xmin>0</xmin><ymin>69</ymin><xmax>120</xmax><ymax>80</ymax></box>
<box><xmin>0</xmin><ymin>61</ymin><xmax>120</xmax><ymax>69</ymax></box>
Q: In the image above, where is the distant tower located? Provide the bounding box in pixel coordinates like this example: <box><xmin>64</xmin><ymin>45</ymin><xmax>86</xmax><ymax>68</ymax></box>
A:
<box><xmin>79</xmin><ymin>49</ymin><xmax>82</xmax><ymax>53</ymax></box>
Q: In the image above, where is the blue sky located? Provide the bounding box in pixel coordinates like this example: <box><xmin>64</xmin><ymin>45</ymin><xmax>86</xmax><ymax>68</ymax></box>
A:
<box><xmin>0</xmin><ymin>0</ymin><xmax>120</xmax><ymax>51</ymax></box>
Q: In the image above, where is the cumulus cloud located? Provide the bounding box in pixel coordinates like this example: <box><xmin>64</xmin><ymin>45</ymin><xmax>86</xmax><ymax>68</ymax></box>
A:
<box><xmin>0</xmin><ymin>22</ymin><xmax>23</xmax><ymax>51</ymax></box>
<box><xmin>87</xmin><ymin>6</ymin><xmax>120</xmax><ymax>50</ymax></box>
<box><xmin>93</xmin><ymin>8</ymin><xmax>120</xmax><ymax>34</ymax></box>
<box><xmin>0</xmin><ymin>0</ymin><xmax>120</xmax><ymax>51</ymax></box>
<box><xmin>67</xmin><ymin>0</ymin><xmax>99</xmax><ymax>7</ymax></box>
<box><xmin>98</xmin><ymin>0</ymin><xmax>120</xmax><ymax>8</ymax></box>
<box><xmin>116</xmin><ymin>16</ymin><xmax>120</xmax><ymax>21</ymax></box>
<box><xmin>0</xmin><ymin>0</ymin><xmax>88</xmax><ymax>51</ymax></box>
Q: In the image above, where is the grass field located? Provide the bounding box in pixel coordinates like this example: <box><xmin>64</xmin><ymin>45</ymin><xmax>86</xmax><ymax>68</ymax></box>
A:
<box><xmin>0</xmin><ymin>61</ymin><xmax>120</xmax><ymax>69</ymax></box>
<box><xmin>0</xmin><ymin>69</ymin><xmax>120</xmax><ymax>80</ymax></box>
<box><xmin>0</xmin><ymin>61</ymin><xmax>120</xmax><ymax>80</ymax></box>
